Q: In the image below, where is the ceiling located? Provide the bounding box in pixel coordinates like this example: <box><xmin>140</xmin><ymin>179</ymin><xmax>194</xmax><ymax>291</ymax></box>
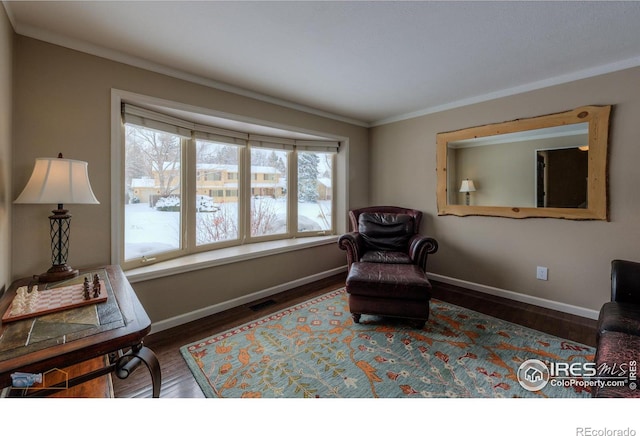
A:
<box><xmin>5</xmin><ymin>1</ymin><xmax>640</xmax><ymax>126</ymax></box>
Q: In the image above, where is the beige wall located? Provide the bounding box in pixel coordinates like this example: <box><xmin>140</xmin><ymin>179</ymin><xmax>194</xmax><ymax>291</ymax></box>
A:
<box><xmin>370</xmin><ymin>67</ymin><xmax>640</xmax><ymax>313</ymax></box>
<box><xmin>133</xmin><ymin>243</ymin><xmax>342</xmax><ymax>322</ymax></box>
<box><xmin>11</xmin><ymin>36</ymin><xmax>368</xmax><ymax>322</ymax></box>
<box><xmin>0</xmin><ymin>5</ymin><xmax>12</xmax><ymax>295</ymax></box>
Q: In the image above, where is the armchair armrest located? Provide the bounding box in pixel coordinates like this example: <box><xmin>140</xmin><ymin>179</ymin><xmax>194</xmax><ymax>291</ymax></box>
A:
<box><xmin>408</xmin><ymin>234</ymin><xmax>438</xmax><ymax>272</ymax></box>
<box><xmin>338</xmin><ymin>232</ymin><xmax>365</xmax><ymax>270</ymax></box>
<box><xmin>611</xmin><ymin>259</ymin><xmax>640</xmax><ymax>303</ymax></box>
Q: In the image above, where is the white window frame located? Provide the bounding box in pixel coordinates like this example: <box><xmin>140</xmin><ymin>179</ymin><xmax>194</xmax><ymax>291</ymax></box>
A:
<box><xmin>110</xmin><ymin>89</ymin><xmax>348</xmax><ymax>272</ymax></box>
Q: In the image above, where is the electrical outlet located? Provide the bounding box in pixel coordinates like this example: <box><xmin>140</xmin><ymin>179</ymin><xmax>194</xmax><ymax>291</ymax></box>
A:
<box><xmin>536</xmin><ymin>266</ymin><xmax>548</xmax><ymax>281</ymax></box>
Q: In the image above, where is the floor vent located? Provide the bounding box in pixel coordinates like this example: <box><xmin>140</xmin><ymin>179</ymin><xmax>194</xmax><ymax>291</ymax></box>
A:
<box><xmin>248</xmin><ymin>299</ymin><xmax>277</xmax><ymax>312</ymax></box>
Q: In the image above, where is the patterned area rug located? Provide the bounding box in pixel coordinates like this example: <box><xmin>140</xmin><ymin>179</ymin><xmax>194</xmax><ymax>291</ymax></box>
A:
<box><xmin>180</xmin><ymin>289</ymin><xmax>595</xmax><ymax>398</ymax></box>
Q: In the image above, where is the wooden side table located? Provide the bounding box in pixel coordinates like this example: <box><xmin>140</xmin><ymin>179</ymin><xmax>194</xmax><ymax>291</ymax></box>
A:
<box><xmin>0</xmin><ymin>265</ymin><xmax>161</xmax><ymax>397</ymax></box>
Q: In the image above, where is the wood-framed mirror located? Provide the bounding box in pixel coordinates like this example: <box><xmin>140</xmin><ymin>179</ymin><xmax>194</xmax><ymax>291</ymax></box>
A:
<box><xmin>436</xmin><ymin>105</ymin><xmax>611</xmax><ymax>220</ymax></box>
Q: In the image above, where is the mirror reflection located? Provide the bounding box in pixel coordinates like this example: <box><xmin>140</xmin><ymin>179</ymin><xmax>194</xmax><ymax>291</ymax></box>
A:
<box><xmin>436</xmin><ymin>105</ymin><xmax>611</xmax><ymax>220</ymax></box>
<box><xmin>447</xmin><ymin>123</ymin><xmax>588</xmax><ymax>208</ymax></box>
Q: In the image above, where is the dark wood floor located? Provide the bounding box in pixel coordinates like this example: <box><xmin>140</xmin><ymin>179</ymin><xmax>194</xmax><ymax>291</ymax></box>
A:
<box><xmin>112</xmin><ymin>273</ymin><xmax>597</xmax><ymax>398</ymax></box>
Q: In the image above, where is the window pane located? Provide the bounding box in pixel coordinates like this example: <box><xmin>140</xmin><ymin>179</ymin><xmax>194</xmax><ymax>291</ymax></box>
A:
<box><xmin>124</xmin><ymin>124</ymin><xmax>182</xmax><ymax>260</ymax></box>
<box><xmin>196</xmin><ymin>140</ymin><xmax>240</xmax><ymax>245</ymax></box>
<box><xmin>298</xmin><ymin>151</ymin><xmax>333</xmax><ymax>232</ymax></box>
<box><xmin>250</xmin><ymin>148</ymin><xmax>288</xmax><ymax>237</ymax></box>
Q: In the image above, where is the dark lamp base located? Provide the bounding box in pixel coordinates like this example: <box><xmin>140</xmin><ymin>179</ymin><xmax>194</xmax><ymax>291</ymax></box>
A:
<box><xmin>35</xmin><ymin>264</ymin><xmax>79</xmax><ymax>283</ymax></box>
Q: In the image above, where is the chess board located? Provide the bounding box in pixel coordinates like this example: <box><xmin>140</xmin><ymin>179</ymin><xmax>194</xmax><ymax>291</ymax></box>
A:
<box><xmin>1</xmin><ymin>280</ymin><xmax>108</xmax><ymax>324</ymax></box>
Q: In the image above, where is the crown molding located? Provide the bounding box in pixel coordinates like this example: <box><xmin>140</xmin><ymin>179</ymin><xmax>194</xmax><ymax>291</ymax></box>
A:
<box><xmin>7</xmin><ymin>0</ymin><xmax>640</xmax><ymax>129</ymax></box>
<box><xmin>10</xmin><ymin>20</ymin><xmax>371</xmax><ymax>128</ymax></box>
<box><xmin>372</xmin><ymin>56</ymin><xmax>640</xmax><ymax>127</ymax></box>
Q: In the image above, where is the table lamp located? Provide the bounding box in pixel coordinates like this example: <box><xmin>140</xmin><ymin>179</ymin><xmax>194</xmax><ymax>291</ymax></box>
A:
<box><xmin>14</xmin><ymin>153</ymin><xmax>100</xmax><ymax>282</ymax></box>
<box><xmin>459</xmin><ymin>179</ymin><xmax>476</xmax><ymax>206</ymax></box>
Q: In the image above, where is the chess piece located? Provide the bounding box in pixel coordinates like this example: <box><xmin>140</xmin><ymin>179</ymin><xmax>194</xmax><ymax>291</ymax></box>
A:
<box><xmin>24</xmin><ymin>287</ymin><xmax>39</xmax><ymax>313</ymax></box>
<box><xmin>93</xmin><ymin>274</ymin><xmax>101</xmax><ymax>296</ymax></box>
<box><xmin>10</xmin><ymin>286</ymin><xmax>28</xmax><ymax>316</ymax></box>
<box><xmin>83</xmin><ymin>277</ymin><xmax>91</xmax><ymax>300</ymax></box>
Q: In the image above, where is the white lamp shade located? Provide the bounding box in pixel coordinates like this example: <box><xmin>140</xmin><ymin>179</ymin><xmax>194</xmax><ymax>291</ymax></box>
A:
<box><xmin>459</xmin><ymin>179</ymin><xmax>476</xmax><ymax>193</ymax></box>
<box><xmin>14</xmin><ymin>157</ymin><xmax>100</xmax><ymax>205</ymax></box>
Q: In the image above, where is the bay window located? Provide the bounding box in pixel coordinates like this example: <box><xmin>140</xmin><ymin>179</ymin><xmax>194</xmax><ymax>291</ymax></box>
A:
<box><xmin>119</xmin><ymin>102</ymin><xmax>339</xmax><ymax>270</ymax></box>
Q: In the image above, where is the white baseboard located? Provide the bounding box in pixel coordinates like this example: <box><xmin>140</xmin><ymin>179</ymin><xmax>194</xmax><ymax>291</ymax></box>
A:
<box><xmin>150</xmin><ymin>265</ymin><xmax>348</xmax><ymax>334</ymax></box>
<box><xmin>151</xmin><ymin>266</ymin><xmax>599</xmax><ymax>334</ymax></box>
<box><xmin>427</xmin><ymin>273</ymin><xmax>600</xmax><ymax>320</ymax></box>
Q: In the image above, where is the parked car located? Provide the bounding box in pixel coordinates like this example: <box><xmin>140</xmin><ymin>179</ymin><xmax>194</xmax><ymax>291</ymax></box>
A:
<box><xmin>155</xmin><ymin>195</ymin><xmax>219</xmax><ymax>212</ymax></box>
<box><xmin>155</xmin><ymin>195</ymin><xmax>181</xmax><ymax>211</ymax></box>
<box><xmin>197</xmin><ymin>195</ymin><xmax>220</xmax><ymax>212</ymax></box>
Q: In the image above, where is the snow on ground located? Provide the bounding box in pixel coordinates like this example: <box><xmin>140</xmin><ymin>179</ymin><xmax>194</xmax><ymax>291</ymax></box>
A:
<box><xmin>124</xmin><ymin>199</ymin><xmax>332</xmax><ymax>260</ymax></box>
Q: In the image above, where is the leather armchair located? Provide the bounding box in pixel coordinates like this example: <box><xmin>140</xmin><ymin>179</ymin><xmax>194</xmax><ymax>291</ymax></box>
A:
<box><xmin>593</xmin><ymin>259</ymin><xmax>640</xmax><ymax>397</ymax></box>
<box><xmin>338</xmin><ymin>206</ymin><xmax>438</xmax><ymax>272</ymax></box>
<box><xmin>611</xmin><ymin>259</ymin><xmax>640</xmax><ymax>304</ymax></box>
<box><xmin>597</xmin><ymin>259</ymin><xmax>640</xmax><ymax>339</ymax></box>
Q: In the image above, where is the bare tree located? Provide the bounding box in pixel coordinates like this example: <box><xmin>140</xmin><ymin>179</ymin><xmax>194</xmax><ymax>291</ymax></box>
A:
<box><xmin>251</xmin><ymin>198</ymin><xmax>280</xmax><ymax>236</ymax></box>
<box><xmin>196</xmin><ymin>207</ymin><xmax>238</xmax><ymax>244</ymax></box>
<box><xmin>197</xmin><ymin>141</ymin><xmax>239</xmax><ymax>165</ymax></box>
<box><xmin>126</xmin><ymin>125</ymin><xmax>181</xmax><ymax>196</ymax></box>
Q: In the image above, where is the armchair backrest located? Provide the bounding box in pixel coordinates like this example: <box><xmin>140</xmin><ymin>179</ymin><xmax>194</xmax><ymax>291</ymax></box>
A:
<box><xmin>348</xmin><ymin>206</ymin><xmax>422</xmax><ymax>253</ymax></box>
<box><xmin>611</xmin><ymin>259</ymin><xmax>640</xmax><ymax>303</ymax></box>
<box><xmin>348</xmin><ymin>206</ymin><xmax>422</xmax><ymax>233</ymax></box>
<box><xmin>358</xmin><ymin>212</ymin><xmax>414</xmax><ymax>252</ymax></box>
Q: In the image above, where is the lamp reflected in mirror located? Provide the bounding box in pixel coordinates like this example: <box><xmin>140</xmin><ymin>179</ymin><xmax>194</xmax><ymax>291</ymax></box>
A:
<box><xmin>459</xmin><ymin>179</ymin><xmax>476</xmax><ymax>206</ymax></box>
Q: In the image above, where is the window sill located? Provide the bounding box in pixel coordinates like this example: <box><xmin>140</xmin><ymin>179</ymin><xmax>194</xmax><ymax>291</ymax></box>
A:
<box><xmin>125</xmin><ymin>235</ymin><xmax>339</xmax><ymax>284</ymax></box>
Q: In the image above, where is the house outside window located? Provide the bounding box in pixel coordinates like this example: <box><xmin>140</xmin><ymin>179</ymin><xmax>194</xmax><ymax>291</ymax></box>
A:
<box><xmin>196</xmin><ymin>140</ymin><xmax>240</xmax><ymax>246</ymax></box>
<box><xmin>250</xmin><ymin>148</ymin><xmax>289</xmax><ymax>238</ymax></box>
<box><xmin>119</xmin><ymin>102</ymin><xmax>339</xmax><ymax>269</ymax></box>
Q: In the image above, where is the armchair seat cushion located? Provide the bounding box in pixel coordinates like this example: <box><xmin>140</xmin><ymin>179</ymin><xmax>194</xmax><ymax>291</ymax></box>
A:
<box><xmin>360</xmin><ymin>250</ymin><xmax>412</xmax><ymax>264</ymax></box>
<box><xmin>597</xmin><ymin>301</ymin><xmax>640</xmax><ymax>337</ymax></box>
